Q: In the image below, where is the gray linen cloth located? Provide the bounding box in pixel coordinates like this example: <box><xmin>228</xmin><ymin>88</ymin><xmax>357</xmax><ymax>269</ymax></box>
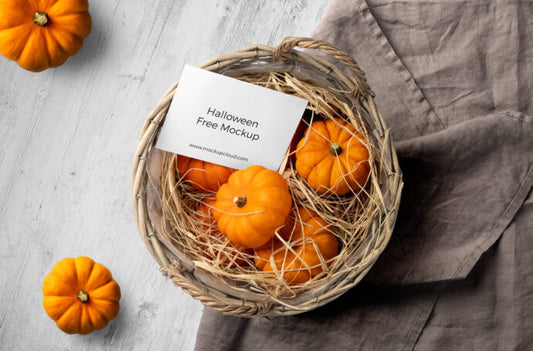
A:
<box><xmin>194</xmin><ymin>1</ymin><xmax>533</xmax><ymax>349</ymax></box>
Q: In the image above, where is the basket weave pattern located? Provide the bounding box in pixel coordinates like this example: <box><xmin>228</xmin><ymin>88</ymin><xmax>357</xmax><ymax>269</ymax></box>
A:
<box><xmin>132</xmin><ymin>37</ymin><xmax>402</xmax><ymax>317</ymax></box>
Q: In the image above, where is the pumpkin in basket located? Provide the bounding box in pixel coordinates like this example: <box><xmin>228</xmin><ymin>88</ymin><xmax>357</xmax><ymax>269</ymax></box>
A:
<box><xmin>295</xmin><ymin>117</ymin><xmax>370</xmax><ymax>195</ymax></box>
<box><xmin>213</xmin><ymin>165</ymin><xmax>292</xmax><ymax>249</ymax></box>
<box><xmin>176</xmin><ymin>155</ymin><xmax>235</xmax><ymax>192</ymax></box>
<box><xmin>254</xmin><ymin>207</ymin><xmax>339</xmax><ymax>284</ymax></box>
<box><xmin>0</xmin><ymin>0</ymin><xmax>92</xmax><ymax>72</ymax></box>
<box><xmin>194</xmin><ymin>198</ymin><xmax>252</xmax><ymax>267</ymax></box>
<box><xmin>42</xmin><ymin>256</ymin><xmax>121</xmax><ymax>334</ymax></box>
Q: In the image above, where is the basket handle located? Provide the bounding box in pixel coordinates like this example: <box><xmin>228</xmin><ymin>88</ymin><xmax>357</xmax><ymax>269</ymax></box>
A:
<box><xmin>273</xmin><ymin>36</ymin><xmax>372</xmax><ymax>99</ymax></box>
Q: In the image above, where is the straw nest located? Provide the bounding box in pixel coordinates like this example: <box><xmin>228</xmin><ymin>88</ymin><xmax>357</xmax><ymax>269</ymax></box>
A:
<box><xmin>132</xmin><ymin>37</ymin><xmax>402</xmax><ymax>317</ymax></box>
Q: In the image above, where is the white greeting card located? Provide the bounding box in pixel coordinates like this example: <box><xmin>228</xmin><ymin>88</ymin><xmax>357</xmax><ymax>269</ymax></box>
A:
<box><xmin>155</xmin><ymin>65</ymin><xmax>308</xmax><ymax>171</ymax></box>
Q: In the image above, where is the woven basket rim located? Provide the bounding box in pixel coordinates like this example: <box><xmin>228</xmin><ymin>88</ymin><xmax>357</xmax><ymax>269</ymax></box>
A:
<box><xmin>131</xmin><ymin>37</ymin><xmax>403</xmax><ymax>317</ymax></box>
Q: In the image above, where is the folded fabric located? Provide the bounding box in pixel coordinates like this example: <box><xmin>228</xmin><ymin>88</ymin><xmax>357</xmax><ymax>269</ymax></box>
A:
<box><xmin>370</xmin><ymin>110</ymin><xmax>532</xmax><ymax>286</ymax></box>
<box><xmin>194</xmin><ymin>0</ymin><xmax>533</xmax><ymax>349</ymax></box>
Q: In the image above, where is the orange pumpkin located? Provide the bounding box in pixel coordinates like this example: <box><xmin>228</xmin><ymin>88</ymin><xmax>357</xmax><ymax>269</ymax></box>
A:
<box><xmin>0</xmin><ymin>0</ymin><xmax>92</xmax><ymax>72</ymax></box>
<box><xmin>194</xmin><ymin>198</ymin><xmax>252</xmax><ymax>267</ymax></box>
<box><xmin>42</xmin><ymin>256</ymin><xmax>121</xmax><ymax>334</ymax></box>
<box><xmin>255</xmin><ymin>207</ymin><xmax>339</xmax><ymax>284</ymax></box>
<box><xmin>213</xmin><ymin>165</ymin><xmax>292</xmax><ymax>249</ymax></box>
<box><xmin>176</xmin><ymin>155</ymin><xmax>235</xmax><ymax>192</ymax></box>
<box><xmin>295</xmin><ymin>117</ymin><xmax>370</xmax><ymax>195</ymax></box>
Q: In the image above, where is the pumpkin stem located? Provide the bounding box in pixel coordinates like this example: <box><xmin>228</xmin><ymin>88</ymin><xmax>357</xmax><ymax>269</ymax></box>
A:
<box><xmin>33</xmin><ymin>12</ymin><xmax>49</xmax><ymax>27</ymax></box>
<box><xmin>77</xmin><ymin>290</ymin><xmax>89</xmax><ymax>303</ymax></box>
<box><xmin>329</xmin><ymin>143</ymin><xmax>342</xmax><ymax>156</ymax></box>
<box><xmin>233</xmin><ymin>196</ymin><xmax>247</xmax><ymax>208</ymax></box>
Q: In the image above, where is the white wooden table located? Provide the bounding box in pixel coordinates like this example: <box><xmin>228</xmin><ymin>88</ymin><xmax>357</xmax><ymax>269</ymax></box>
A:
<box><xmin>0</xmin><ymin>1</ymin><xmax>331</xmax><ymax>349</ymax></box>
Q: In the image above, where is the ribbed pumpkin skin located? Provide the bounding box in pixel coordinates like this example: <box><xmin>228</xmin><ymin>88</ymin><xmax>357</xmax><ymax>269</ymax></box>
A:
<box><xmin>254</xmin><ymin>207</ymin><xmax>339</xmax><ymax>284</ymax></box>
<box><xmin>42</xmin><ymin>256</ymin><xmax>120</xmax><ymax>334</ymax></box>
<box><xmin>0</xmin><ymin>0</ymin><xmax>92</xmax><ymax>72</ymax></box>
<box><xmin>176</xmin><ymin>155</ymin><xmax>235</xmax><ymax>192</ymax></box>
<box><xmin>295</xmin><ymin>118</ymin><xmax>370</xmax><ymax>195</ymax></box>
<box><xmin>213</xmin><ymin>165</ymin><xmax>292</xmax><ymax>249</ymax></box>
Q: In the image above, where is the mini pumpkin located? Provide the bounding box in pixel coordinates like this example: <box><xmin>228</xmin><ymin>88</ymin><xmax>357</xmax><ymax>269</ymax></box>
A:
<box><xmin>194</xmin><ymin>198</ymin><xmax>252</xmax><ymax>267</ymax></box>
<box><xmin>295</xmin><ymin>117</ymin><xmax>370</xmax><ymax>195</ymax></box>
<box><xmin>0</xmin><ymin>0</ymin><xmax>92</xmax><ymax>72</ymax></box>
<box><xmin>213</xmin><ymin>165</ymin><xmax>292</xmax><ymax>249</ymax></box>
<box><xmin>42</xmin><ymin>256</ymin><xmax>121</xmax><ymax>334</ymax></box>
<box><xmin>255</xmin><ymin>207</ymin><xmax>339</xmax><ymax>284</ymax></box>
<box><xmin>176</xmin><ymin>155</ymin><xmax>235</xmax><ymax>192</ymax></box>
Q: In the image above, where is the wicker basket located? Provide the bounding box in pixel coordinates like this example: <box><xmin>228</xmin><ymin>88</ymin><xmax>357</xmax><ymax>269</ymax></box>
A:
<box><xmin>131</xmin><ymin>37</ymin><xmax>402</xmax><ymax>317</ymax></box>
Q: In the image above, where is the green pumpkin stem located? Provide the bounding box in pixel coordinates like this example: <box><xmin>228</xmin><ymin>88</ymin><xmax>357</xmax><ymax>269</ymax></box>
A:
<box><xmin>233</xmin><ymin>196</ymin><xmax>247</xmax><ymax>208</ymax></box>
<box><xmin>77</xmin><ymin>290</ymin><xmax>89</xmax><ymax>303</ymax></box>
<box><xmin>33</xmin><ymin>12</ymin><xmax>49</xmax><ymax>27</ymax></box>
<box><xmin>329</xmin><ymin>143</ymin><xmax>342</xmax><ymax>156</ymax></box>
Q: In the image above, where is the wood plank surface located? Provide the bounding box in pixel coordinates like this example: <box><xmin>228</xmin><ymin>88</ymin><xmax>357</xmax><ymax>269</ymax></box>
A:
<box><xmin>0</xmin><ymin>1</ymin><xmax>332</xmax><ymax>350</ymax></box>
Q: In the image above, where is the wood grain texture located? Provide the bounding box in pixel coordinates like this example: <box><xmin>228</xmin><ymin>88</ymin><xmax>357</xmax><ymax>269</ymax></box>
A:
<box><xmin>0</xmin><ymin>0</ymin><xmax>332</xmax><ymax>350</ymax></box>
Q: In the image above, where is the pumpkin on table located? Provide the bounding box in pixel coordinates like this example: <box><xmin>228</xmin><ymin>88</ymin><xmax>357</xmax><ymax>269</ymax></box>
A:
<box><xmin>0</xmin><ymin>0</ymin><xmax>92</xmax><ymax>72</ymax></box>
<box><xmin>42</xmin><ymin>256</ymin><xmax>121</xmax><ymax>334</ymax></box>
<box><xmin>212</xmin><ymin>165</ymin><xmax>292</xmax><ymax>249</ymax></box>
<box><xmin>176</xmin><ymin>155</ymin><xmax>235</xmax><ymax>192</ymax></box>
<box><xmin>254</xmin><ymin>207</ymin><xmax>339</xmax><ymax>284</ymax></box>
<box><xmin>295</xmin><ymin>117</ymin><xmax>370</xmax><ymax>195</ymax></box>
